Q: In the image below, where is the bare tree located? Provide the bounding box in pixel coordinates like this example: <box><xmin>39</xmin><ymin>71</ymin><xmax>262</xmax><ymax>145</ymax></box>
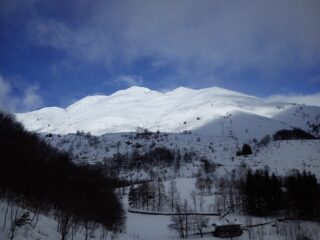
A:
<box><xmin>256</xmin><ymin>225</ymin><xmax>266</xmax><ymax>240</ymax></box>
<box><xmin>9</xmin><ymin>205</ymin><xmax>30</xmax><ymax>240</ymax></box>
<box><xmin>192</xmin><ymin>214</ymin><xmax>209</xmax><ymax>238</ymax></box>
<box><xmin>205</xmin><ymin>176</ymin><xmax>213</xmax><ymax>195</ymax></box>
<box><xmin>83</xmin><ymin>221</ymin><xmax>98</xmax><ymax>240</ymax></box>
<box><xmin>168</xmin><ymin>180</ymin><xmax>178</xmax><ymax>212</ymax></box>
<box><xmin>169</xmin><ymin>199</ymin><xmax>191</xmax><ymax>238</ymax></box>
<box><xmin>183</xmin><ymin>199</ymin><xmax>190</xmax><ymax>238</ymax></box>
<box><xmin>70</xmin><ymin>219</ymin><xmax>80</xmax><ymax>240</ymax></box>
<box><xmin>156</xmin><ymin>179</ymin><xmax>167</xmax><ymax>212</ymax></box>
<box><xmin>190</xmin><ymin>191</ymin><xmax>197</xmax><ymax>213</ymax></box>
<box><xmin>99</xmin><ymin>226</ymin><xmax>109</xmax><ymax>240</ymax></box>
<box><xmin>195</xmin><ymin>177</ymin><xmax>206</xmax><ymax>196</ymax></box>
<box><xmin>56</xmin><ymin>210</ymin><xmax>72</xmax><ymax>240</ymax></box>
<box><xmin>2</xmin><ymin>200</ymin><xmax>10</xmax><ymax>231</ymax></box>
<box><xmin>170</xmin><ymin>204</ymin><xmax>186</xmax><ymax>238</ymax></box>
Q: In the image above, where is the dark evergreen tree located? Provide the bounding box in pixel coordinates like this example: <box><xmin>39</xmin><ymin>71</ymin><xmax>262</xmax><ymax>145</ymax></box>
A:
<box><xmin>236</xmin><ymin>143</ymin><xmax>252</xmax><ymax>156</ymax></box>
<box><xmin>284</xmin><ymin>170</ymin><xmax>319</xmax><ymax>218</ymax></box>
<box><xmin>273</xmin><ymin>128</ymin><xmax>316</xmax><ymax>140</ymax></box>
<box><xmin>128</xmin><ymin>186</ymin><xmax>138</xmax><ymax>208</ymax></box>
<box><xmin>241</xmin><ymin>169</ymin><xmax>319</xmax><ymax>218</ymax></box>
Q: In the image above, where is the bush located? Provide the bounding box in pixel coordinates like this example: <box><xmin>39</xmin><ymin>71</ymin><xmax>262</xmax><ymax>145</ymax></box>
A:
<box><xmin>273</xmin><ymin>128</ymin><xmax>316</xmax><ymax>140</ymax></box>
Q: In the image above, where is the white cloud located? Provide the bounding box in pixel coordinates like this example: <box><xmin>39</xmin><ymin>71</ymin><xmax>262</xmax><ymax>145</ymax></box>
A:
<box><xmin>0</xmin><ymin>75</ymin><xmax>11</xmax><ymax>99</ymax></box>
<box><xmin>265</xmin><ymin>93</ymin><xmax>320</xmax><ymax>107</ymax></box>
<box><xmin>0</xmin><ymin>75</ymin><xmax>17</xmax><ymax>111</ymax></box>
<box><xmin>22</xmin><ymin>85</ymin><xmax>43</xmax><ymax>110</ymax></box>
<box><xmin>115</xmin><ymin>75</ymin><xmax>143</xmax><ymax>87</ymax></box>
<box><xmin>0</xmin><ymin>75</ymin><xmax>43</xmax><ymax>112</ymax></box>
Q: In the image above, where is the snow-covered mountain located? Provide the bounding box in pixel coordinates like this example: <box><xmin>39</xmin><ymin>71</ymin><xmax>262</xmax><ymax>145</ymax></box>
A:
<box><xmin>16</xmin><ymin>86</ymin><xmax>320</xmax><ymax>139</ymax></box>
<box><xmin>7</xmin><ymin>87</ymin><xmax>320</xmax><ymax>240</ymax></box>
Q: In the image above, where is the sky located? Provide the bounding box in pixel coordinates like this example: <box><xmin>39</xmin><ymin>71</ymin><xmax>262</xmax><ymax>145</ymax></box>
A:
<box><xmin>0</xmin><ymin>0</ymin><xmax>320</xmax><ymax>112</ymax></box>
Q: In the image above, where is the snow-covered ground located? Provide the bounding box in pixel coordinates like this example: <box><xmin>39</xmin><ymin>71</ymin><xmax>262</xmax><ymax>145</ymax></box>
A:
<box><xmin>2</xmin><ymin>178</ymin><xmax>319</xmax><ymax>240</ymax></box>
<box><xmin>0</xmin><ymin>199</ymin><xmax>115</xmax><ymax>240</ymax></box>
<box><xmin>121</xmin><ymin>177</ymin><xmax>320</xmax><ymax>240</ymax></box>
<box><xmin>121</xmin><ymin>212</ymin><xmax>320</xmax><ymax>240</ymax></box>
<box><xmin>243</xmin><ymin>140</ymin><xmax>320</xmax><ymax>177</ymax></box>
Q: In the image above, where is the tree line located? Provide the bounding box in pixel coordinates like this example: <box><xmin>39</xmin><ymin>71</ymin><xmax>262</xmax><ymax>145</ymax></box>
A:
<box><xmin>240</xmin><ymin>169</ymin><xmax>320</xmax><ymax>219</ymax></box>
<box><xmin>128</xmin><ymin>179</ymin><xmax>172</xmax><ymax>212</ymax></box>
<box><xmin>107</xmin><ymin>146</ymin><xmax>202</xmax><ymax>175</ymax></box>
<box><xmin>273</xmin><ymin>128</ymin><xmax>316</xmax><ymax>140</ymax></box>
<box><xmin>0</xmin><ymin>112</ymin><xmax>124</xmax><ymax>239</ymax></box>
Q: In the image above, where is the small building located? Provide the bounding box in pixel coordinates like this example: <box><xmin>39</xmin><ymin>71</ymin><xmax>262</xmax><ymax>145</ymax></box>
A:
<box><xmin>212</xmin><ymin>224</ymin><xmax>243</xmax><ymax>238</ymax></box>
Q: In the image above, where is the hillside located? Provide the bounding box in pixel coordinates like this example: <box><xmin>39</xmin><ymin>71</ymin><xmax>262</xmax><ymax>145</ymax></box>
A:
<box><xmin>0</xmin><ymin>112</ymin><xmax>124</xmax><ymax>240</ymax></box>
<box><xmin>42</xmin><ymin>131</ymin><xmax>320</xmax><ymax>180</ymax></box>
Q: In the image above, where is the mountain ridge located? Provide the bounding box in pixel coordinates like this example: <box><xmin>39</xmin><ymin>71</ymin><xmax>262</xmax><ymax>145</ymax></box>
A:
<box><xmin>16</xmin><ymin>86</ymin><xmax>320</xmax><ymax>138</ymax></box>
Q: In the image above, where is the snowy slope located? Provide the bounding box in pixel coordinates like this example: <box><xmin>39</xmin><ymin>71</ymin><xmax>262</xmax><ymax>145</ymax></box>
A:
<box><xmin>272</xmin><ymin>105</ymin><xmax>320</xmax><ymax>137</ymax></box>
<box><xmin>43</xmin><ymin>131</ymin><xmax>320</xmax><ymax>179</ymax></box>
<box><xmin>16</xmin><ymin>86</ymin><xmax>319</xmax><ymax>138</ymax></box>
<box><xmin>193</xmin><ymin>111</ymin><xmax>289</xmax><ymax>140</ymax></box>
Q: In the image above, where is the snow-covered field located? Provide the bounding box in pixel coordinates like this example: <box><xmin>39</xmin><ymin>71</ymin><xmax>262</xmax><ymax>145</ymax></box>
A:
<box><xmin>0</xmin><ymin>199</ymin><xmax>114</xmax><ymax>240</ymax></box>
<box><xmin>2</xmin><ymin>178</ymin><xmax>320</xmax><ymax>240</ymax></box>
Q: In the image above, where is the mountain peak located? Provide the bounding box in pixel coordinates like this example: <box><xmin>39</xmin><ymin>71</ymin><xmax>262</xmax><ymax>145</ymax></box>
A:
<box><xmin>112</xmin><ymin>86</ymin><xmax>156</xmax><ymax>96</ymax></box>
<box><xmin>167</xmin><ymin>87</ymin><xmax>194</xmax><ymax>94</ymax></box>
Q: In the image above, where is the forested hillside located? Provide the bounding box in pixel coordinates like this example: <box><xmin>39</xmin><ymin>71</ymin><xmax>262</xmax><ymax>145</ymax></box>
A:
<box><xmin>0</xmin><ymin>112</ymin><xmax>124</xmax><ymax>240</ymax></box>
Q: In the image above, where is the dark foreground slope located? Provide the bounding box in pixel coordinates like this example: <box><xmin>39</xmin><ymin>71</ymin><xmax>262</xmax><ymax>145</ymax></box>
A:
<box><xmin>0</xmin><ymin>112</ymin><xmax>124</xmax><ymax>232</ymax></box>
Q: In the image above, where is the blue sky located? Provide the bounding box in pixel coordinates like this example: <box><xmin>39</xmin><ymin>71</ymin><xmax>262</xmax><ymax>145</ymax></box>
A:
<box><xmin>0</xmin><ymin>0</ymin><xmax>320</xmax><ymax>112</ymax></box>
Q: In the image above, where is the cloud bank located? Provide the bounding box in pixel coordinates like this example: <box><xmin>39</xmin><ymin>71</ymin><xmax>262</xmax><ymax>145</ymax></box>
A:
<box><xmin>266</xmin><ymin>93</ymin><xmax>320</xmax><ymax>107</ymax></box>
